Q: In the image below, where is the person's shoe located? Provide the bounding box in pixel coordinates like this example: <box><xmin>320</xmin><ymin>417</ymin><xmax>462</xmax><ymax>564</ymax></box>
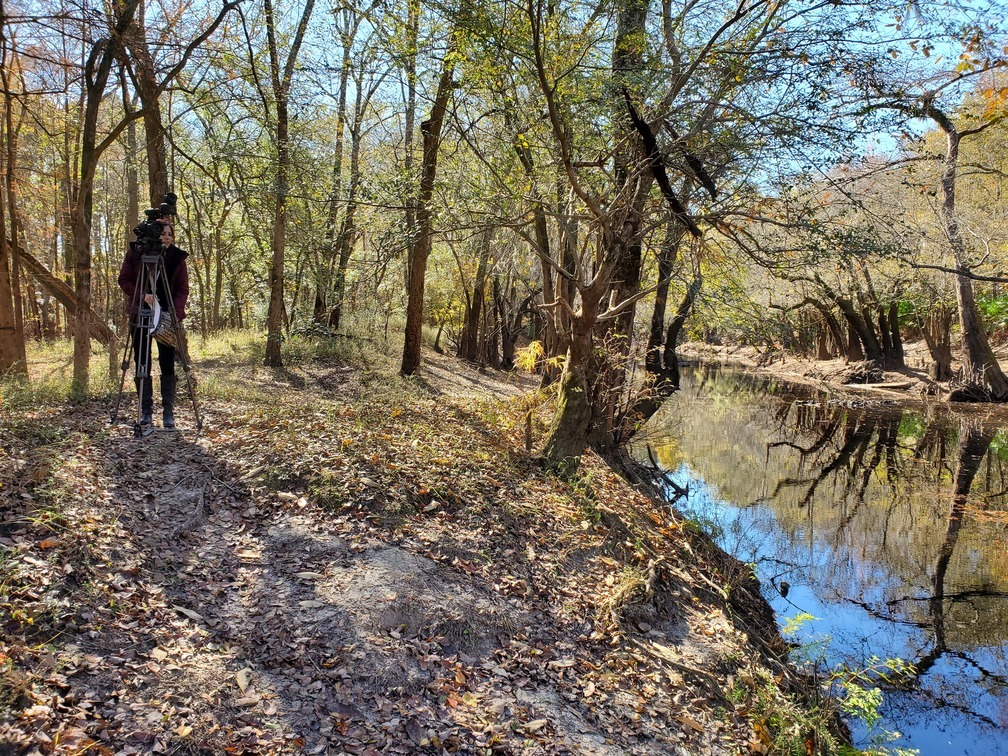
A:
<box><xmin>140</xmin><ymin>410</ymin><xmax>153</xmax><ymax>425</ymax></box>
<box><xmin>163</xmin><ymin>409</ymin><xmax>175</xmax><ymax>429</ymax></box>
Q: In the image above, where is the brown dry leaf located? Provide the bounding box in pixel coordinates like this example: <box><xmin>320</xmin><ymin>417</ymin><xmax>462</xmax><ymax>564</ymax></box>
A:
<box><xmin>38</xmin><ymin>537</ymin><xmax>60</xmax><ymax>549</ymax></box>
<box><xmin>176</xmin><ymin>724</ymin><xmax>193</xmax><ymax>738</ymax></box>
<box><xmin>236</xmin><ymin>668</ymin><xmax>251</xmax><ymax>693</ymax></box>
<box><xmin>404</xmin><ymin>717</ymin><xmax>424</xmax><ymax>744</ymax></box>
<box><xmin>524</xmin><ymin>719</ymin><xmax>548</xmax><ymax>733</ymax></box>
<box><xmin>677</xmin><ymin>714</ymin><xmax>704</xmax><ymax>733</ymax></box>
<box><xmin>171</xmin><ymin>605</ymin><xmax>203</xmax><ymax>622</ymax></box>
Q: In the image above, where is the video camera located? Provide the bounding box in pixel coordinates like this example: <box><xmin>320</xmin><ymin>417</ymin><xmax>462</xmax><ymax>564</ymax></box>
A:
<box><xmin>133</xmin><ymin>192</ymin><xmax>178</xmax><ymax>252</ymax></box>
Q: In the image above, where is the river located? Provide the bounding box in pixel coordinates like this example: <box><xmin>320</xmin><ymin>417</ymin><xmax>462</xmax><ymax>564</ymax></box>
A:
<box><xmin>631</xmin><ymin>364</ymin><xmax>1008</xmax><ymax>754</ymax></box>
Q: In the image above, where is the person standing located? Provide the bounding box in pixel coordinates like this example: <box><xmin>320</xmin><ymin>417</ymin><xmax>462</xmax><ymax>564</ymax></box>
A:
<box><xmin>118</xmin><ymin>217</ymin><xmax>189</xmax><ymax>428</ymax></box>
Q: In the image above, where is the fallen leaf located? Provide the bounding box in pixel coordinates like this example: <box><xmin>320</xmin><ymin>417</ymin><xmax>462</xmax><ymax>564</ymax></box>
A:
<box><xmin>236</xmin><ymin>669</ymin><xmax>251</xmax><ymax>693</ymax></box>
<box><xmin>172</xmin><ymin>605</ymin><xmax>203</xmax><ymax>622</ymax></box>
<box><xmin>176</xmin><ymin>725</ymin><xmax>192</xmax><ymax>738</ymax></box>
<box><xmin>677</xmin><ymin>714</ymin><xmax>704</xmax><ymax>732</ymax></box>
<box><xmin>404</xmin><ymin>718</ymin><xmax>423</xmax><ymax>744</ymax></box>
<box><xmin>524</xmin><ymin>719</ymin><xmax>547</xmax><ymax>733</ymax></box>
<box><xmin>38</xmin><ymin>537</ymin><xmax>60</xmax><ymax>549</ymax></box>
<box><xmin>296</xmin><ymin>572</ymin><xmax>325</xmax><ymax>580</ymax></box>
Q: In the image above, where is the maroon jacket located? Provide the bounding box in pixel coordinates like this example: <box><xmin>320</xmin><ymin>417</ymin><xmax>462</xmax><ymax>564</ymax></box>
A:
<box><xmin>118</xmin><ymin>242</ymin><xmax>189</xmax><ymax>321</ymax></box>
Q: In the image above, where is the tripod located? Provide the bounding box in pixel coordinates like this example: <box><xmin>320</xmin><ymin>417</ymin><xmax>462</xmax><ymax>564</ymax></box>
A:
<box><xmin>111</xmin><ymin>247</ymin><xmax>203</xmax><ymax>437</ymax></box>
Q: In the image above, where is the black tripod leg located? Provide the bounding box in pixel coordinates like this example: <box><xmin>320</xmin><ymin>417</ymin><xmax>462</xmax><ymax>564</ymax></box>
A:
<box><xmin>110</xmin><ymin>322</ymin><xmax>135</xmax><ymax>423</ymax></box>
<box><xmin>133</xmin><ymin>327</ymin><xmax>153</xmax><ymax>438</ymax></box>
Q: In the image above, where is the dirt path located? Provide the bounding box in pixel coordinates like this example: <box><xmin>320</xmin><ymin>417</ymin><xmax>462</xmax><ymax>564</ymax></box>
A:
<box><xmin>2</xmin><ymin>351</ymin><xmax>815</xmax><ymax>754</ymax></box>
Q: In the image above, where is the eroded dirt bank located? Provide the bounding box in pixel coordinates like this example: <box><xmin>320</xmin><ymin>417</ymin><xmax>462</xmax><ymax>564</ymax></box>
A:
<box><xmin>3</xmin><ymin>348</ymin><xmax>835</xmax><ymax>754</ymax></box>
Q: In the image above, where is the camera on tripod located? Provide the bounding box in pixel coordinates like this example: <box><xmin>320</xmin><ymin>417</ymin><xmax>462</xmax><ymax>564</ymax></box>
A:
<box><xmin>133</xmin><ymin>192</ymin><xmax>178</xmax><ymax>252</ymax></box>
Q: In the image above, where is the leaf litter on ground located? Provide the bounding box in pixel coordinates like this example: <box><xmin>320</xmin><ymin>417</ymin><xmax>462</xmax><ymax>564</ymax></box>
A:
<box><xmin>1</xmin><ymin>347</ymin><xmax>830</xmax><ymax>754</ymax></box>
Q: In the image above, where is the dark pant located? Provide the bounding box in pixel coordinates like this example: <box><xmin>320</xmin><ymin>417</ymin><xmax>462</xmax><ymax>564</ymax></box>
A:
<box><xmin>133</xmin><ymin>330</ymin><xmax>176</xmax><ymax>414</ymax></box>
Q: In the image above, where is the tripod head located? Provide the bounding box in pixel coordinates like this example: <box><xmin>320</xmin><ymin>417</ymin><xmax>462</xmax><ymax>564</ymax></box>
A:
<box><xmin>133</xmin><ymin>192</ymin><xmax>178</xmax><ymax>254</ymax></box>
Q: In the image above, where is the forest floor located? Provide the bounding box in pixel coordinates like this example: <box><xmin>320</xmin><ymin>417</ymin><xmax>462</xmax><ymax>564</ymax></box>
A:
<box><xmin>2</xmin><ymin>334</ymin><xmax>842</xmax><ymax>755</ymax></box>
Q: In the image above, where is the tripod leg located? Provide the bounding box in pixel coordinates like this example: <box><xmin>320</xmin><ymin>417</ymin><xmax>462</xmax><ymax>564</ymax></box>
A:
<box><xmin>110</xmin><ymin>322</ymin><xmax>135</xmax><ymax>424</ymax></box>
<box><xmin>133</xmin><ymin>327</ymin><xmax>154</xmax><ymax>437</ymax></box>
<box><xmin>175</xmin><ymin>328</ymin><xmax>204</xmax><ymax>431</ymax></box>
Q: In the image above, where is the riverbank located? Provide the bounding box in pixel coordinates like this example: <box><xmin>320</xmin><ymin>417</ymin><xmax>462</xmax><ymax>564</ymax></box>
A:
<box><xmin>680</xmin><ymin>339</ymin><xmax>1008</xmax><ymax>413</ymax></box>
<box><xmin>2</xmin><ymin>335</ymin><xmax>842</xmax><ymax>754</ymax></box>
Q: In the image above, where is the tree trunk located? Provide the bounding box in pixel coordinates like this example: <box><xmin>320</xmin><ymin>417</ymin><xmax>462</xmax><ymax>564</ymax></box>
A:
<box><xmin>886</xmin><ymin>301</ymin><xmax>904</xmax><ymax>369</ymax></box>
<box><xmin>1</xmin><ymin>57</ymin><xmax>27</xmax><ymax>372</ymax></box>
<box><xmin>400</xmin><ymin>59</ymin><xmax>453</xmax><ymax>376</ymax></box>
<box><xmin>402</xmin><ymin>0</ymin><xmax>419</xmax><ymax>292</ymax></box>
<box><xmin>321</xmin><ymin>27</ymin><xmax>351</xmax><ymax>323</ymax></box>
<box><xmin>328</xmin><ymin>116</ymin><xmax>362</xmax><ymax>330</ymax></box>
<box><xmin>541</xmin><ymin>327</ymin><xmax>594</xmax><ymax>468</ymax></box>
<box><xmin>920</xmin><ymin>304</ymin><xmax>953</xmax><ymax>381</ymax></box>
<box><xmin>460</xmin><ymin>226</ymin><xmax>492</xmax><ymax>361</ymax></box>
<box><xmin>264</xmin><ymin>96</ymin><xmax>290</xmax><ymax>366</ymax></box>
<box><xmin>122</xmin><ymin>8</ymin><xmax>169</xmax><ymax>205</ymax></box>
<box><xmin>663</xmin><ymin>274</ymin><xmax>702</xmax><ymax>388</ymax></box>
<box><xmin>646</xmin><ymin>219</ymin><xmax>684</xmax><ymax>373</ymax></box>
<box><xmin>263</xmin><ymin>0</ymin><xmax>317</xmax><ymax>367</ymax></box>
<box><xmin>928</xmin><ymin>108</ymin><xmax>1008</xmax><ymax>397</ymax></box>
<box><xmin>71</xmin><ymin>1</ymin><xmax>144</xmax><ymax>394</ymax></box>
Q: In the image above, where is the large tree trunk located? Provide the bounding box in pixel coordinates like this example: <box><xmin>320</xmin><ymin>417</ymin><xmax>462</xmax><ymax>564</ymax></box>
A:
<box><xmin>71</xmin><ymin>1</ymin><xmax>143</xmax><ymax>395</ymax></box>
<box><xmin>885</xmin><ymin>301</ymin><xmax>904</xmax><ymax>369</ymax></box>
<box><xmin>541</xmin><ymin>326</ymin><xmax>595</xmax><ymax>467</ymax></box>
<box><xmin>815</xmin><ymin>276</ymin><xmax>882</xmax><ymax>364</ymax></box>
<box><xmin>122</xmin><ymin>8</ymin><xmax>169</xmax><ymax>205</ymax></box>
<box><xmin>0</xmin><ymin>123</ymin><xmax>23</xmax><ymax>372</ymax></box>
<box><xmin>591</xmin><ymin>0</ymin><xmax>652</xmax><ymax>447</ymax></box>
<box><xmin>928</xmin><ymin>108</ymin><xmax>1008</xmax><ymax>397</ymax></box>
<box><xmin>1</xmin><ymin>56</ymin><xmax>27</xmax><ymax>372</ymax></box>
<box><xmin>400</xmin><ymin>60</ymin><xmax>453</xmax><ymax>376</ymax></box>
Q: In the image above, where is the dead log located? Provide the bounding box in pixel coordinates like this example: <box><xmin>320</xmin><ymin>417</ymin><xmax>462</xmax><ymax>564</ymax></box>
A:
<box><xmin>16</xmin><ymin>243</ymin><xmax>113</xmax><ymax>345</ymax></box>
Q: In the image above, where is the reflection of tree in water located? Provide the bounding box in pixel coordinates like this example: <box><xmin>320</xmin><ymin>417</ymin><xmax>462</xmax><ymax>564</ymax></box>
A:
<box><xmin>761</xmin><ymin>399</ymin><xmax>1007</xmax><ymax>725</ymax></box>
<box><xmin>650</xmin><ymin>367</ymin><xmax>1008</xmax><ymax>739</ymax></box>
<box><xmin>908</xmin><ymin>420</ymin><xmax>1007</xmax><ymax>727</ymax></box>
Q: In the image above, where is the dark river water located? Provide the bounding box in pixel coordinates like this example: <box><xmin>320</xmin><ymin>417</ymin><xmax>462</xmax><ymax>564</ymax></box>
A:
<box><xmin>631</xmin><ymin>364</ymin><xmax>1008</xmax><ymax>755</ymax></box>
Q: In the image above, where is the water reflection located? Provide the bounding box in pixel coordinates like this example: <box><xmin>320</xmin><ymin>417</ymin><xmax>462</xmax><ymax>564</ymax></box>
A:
<box><xmin>633</xmin><ymin>364</ymin><xmax>1008</xmax><ymax>755</ymax></box>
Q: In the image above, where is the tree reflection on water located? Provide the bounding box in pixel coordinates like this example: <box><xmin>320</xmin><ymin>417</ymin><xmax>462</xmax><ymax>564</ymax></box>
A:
<box><xmin>633</xmin><ymin>364</ymin><xmax>1008</xmax><ymax>753</ymax></box>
